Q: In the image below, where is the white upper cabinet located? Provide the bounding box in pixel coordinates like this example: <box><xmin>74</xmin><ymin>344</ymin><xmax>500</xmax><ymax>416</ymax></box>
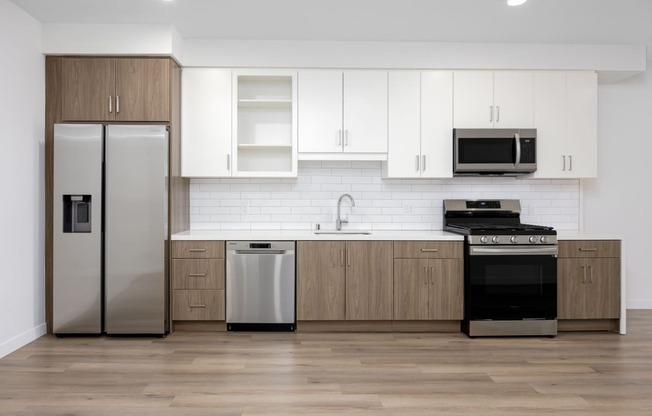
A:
<box><xmin>383</xmin><ymin>71</ymin><xmax>453</xmax><ymax>178</ymax></box>
<box><xmin>533</xmin><ymin>71</ymin><xmax>597</xmax><ymax>178</ymax></box>
<box><xmin>298</xmin><ymin>70</ymin><xmax>388</xmax><ymax>159</ymax></box>
<box><xmin>232</xmin><ymin>69</ymin><xmax>298</xmax><ymax>177</ymax></box>
<box><xmin>453</xmin><ymin>71</ymin><xmax>534</xmax><ymax>128</ymax></box>
<box><xmin>181</xmin><ymin>68</ymin><xmax>232</xmax><ymax>177</ymax></box>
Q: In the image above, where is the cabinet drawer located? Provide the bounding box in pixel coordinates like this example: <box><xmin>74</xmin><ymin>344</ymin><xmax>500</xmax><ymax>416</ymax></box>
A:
<box><xmin>172</xmin><ymin>290</ymin><xmax>225</xmax><ymax>320</ymax></box>
<box><xmin>394</xmin><ymin>241</ymin><xmax>463</xmax><ymax>259</ymax></box>
<box><xmin>171</xmin><ymin>259</ymin><xmax>224</xmax><ymax>290</ymax></box>
<box><xmin>559</xmin><ymin>240</ymin><xmax>620</xmax><ymax>258</ymax></box>
<box><xmin>171</xmin><ymin>241</ymin><xmax>224</xmax><ymax>259</ymax></box>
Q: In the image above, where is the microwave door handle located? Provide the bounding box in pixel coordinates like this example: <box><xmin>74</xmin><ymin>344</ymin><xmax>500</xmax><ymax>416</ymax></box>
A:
<box><xmin>514</xmin><ymin>133</ymin><xmax>521</xmax><ymax>169</ymax></box>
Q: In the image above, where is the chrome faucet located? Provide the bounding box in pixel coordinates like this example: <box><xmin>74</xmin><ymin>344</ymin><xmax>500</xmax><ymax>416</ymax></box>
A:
<box><xmin>336</xmin><ymin>193</ymin><xmax>355</xmax><ymax>231</ymax></box>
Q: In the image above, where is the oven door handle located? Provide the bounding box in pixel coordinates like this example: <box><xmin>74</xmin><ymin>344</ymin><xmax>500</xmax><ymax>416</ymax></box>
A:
<box><xmin>469</xmin><ymin>246</ymin><xmax>558</xmax><ymax>256</ymax></box>
<box><xmin>514</xmin><ymin>132</ymin><xmax>521</xmax><ymax>170</ymax></box>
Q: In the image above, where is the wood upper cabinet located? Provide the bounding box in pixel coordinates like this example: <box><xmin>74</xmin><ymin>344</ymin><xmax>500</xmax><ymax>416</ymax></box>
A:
<box><xmin>453</xmin><ymin>70</ymin><xmax>534</xmax><ymax>128</ymax></box>
<box><xmin>61</xmin><ymin>57</ymin><xmax>170</xmax><ymax>122</ymax></box>
<box><xmin>297</xmin><ymin>241</ymin><xmax>346</xmax><ymax>321</ymax></box>
<box><xmin>393</xmin><ymin>241</ymin><xmax>463</xmax><ymax>320</ymax></box>
<box><xmin>558</xmin><ymin>240</ymin><xmax>621</xmax><ymax>320</ymax></box>
<box><xmin>297</xmin><ymin>240</ymin><xmax>393</xmax><ymax>321</ymax></box>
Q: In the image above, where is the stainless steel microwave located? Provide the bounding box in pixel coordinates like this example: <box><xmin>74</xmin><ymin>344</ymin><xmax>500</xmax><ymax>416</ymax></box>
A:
<box><xmin>453</xmin><ymin>128</ymin><xmax>537</xmax><ymax>176</ymax></box>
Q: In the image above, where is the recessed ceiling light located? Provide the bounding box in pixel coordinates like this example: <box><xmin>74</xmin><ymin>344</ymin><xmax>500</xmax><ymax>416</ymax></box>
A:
<box><xmin>507</xmin><ymin>0</ymin><xmax>528</xmax><ymax>6</ymax></box>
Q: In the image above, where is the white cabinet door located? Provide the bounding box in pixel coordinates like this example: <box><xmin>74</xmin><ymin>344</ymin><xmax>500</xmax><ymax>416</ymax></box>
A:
<box><xmin>181</xmin><ymin>68</ymin><xmax>232</xmax><ymax>177</ymax></box>
<box><xmin>533</xmin><ymin>71</ymin><xmax>598</xmax><ymax>179</ymax></box>
<box><xmin>533</xmin><ymin>71</ymin><xmax>567</xmax><ymax>178</ymax></box>
<box><xmin>385</xmin><ymin>71</ymin><xmax>421</xmax><ymax>178</ymax></box>
<box><xmin>421</xmin><ymin>71</ymin><xmax>454</xmax><ymax>178</ymax></box>
<box><xmin>494</xmin><ymin>71</ymin><xmax>534</xmax><ymax>127</ymax></box>
<box><xmin>343</xmin><ymin>70</ymin><xmax>388</xmax><ymax>153</ymax></box>
<box><xmin>298</xmin><ymin>70</ymin><xmax>343</xmax><ymax>153</ymax></box>
<box><xmin>566</xmin><ymin>71</ymin><xmax>598</xmax><ymax>178</ymax></box>
<box><xmin>453</xmin><ymin>71</ymin><xmax>494</xmax><ymax>128</ymax></box>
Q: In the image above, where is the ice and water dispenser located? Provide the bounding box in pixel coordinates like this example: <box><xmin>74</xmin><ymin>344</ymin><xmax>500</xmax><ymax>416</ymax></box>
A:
<box><xmin>63</xmin><ymin>195</ymin><xmax>92</xmax><ymax>233</ymax></box>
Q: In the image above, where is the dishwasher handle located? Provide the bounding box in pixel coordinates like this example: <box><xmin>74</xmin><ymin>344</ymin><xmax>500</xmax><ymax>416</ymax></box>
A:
<box><xmin>233</xmin><ymin>249</ymin><xmax>290</xmax><ymax>255</ymax></box>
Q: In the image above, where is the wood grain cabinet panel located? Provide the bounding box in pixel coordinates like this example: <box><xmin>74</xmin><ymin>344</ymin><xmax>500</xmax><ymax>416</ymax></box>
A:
<box><xmin>171</xmin><ymin>259</ymin><xmax>225</xmax><ymax>290</ymax></box>
<box><xmin>393</xmin><ymin>259</ymin><xmax>429</xmax><ymax>320</ymax></box>
<box><xmin>558</xmin><ymin>240</ymin><xmax>621</xmax><ymax>320</ymax></box>
<box><xmin>173</xmin><ymin>290</ymin><xmax>225</xmax><ymax>320</ymax></box>
<box><xmin>171</xmin><ymin>241</ymin><xmax>224</xmax><ymax>259</ymax></box>
<box><xmin>60</xmin><ymin>57</ymin><xmax>170</xmax><ymax>122</ymax></box>
<box><xmin>394</xmin><ymin>241</ymin><xmax>463</xmax><ymax>259</ymax></box>
<box><xmin>346</xmin><ymin>241</ymin><xmax>393</xmax><ymax>320</ymax></box>
<box><xmin>429</xmin><ymin>259</ymin><xmax>464</xmax><ymax>320</ymax></box>
<box><xmin>297</xmin><ymin>241</ymin><xmax>346</xmax><ymax>320</ymax></box>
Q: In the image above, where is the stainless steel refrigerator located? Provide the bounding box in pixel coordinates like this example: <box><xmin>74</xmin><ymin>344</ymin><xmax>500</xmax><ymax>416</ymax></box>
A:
<box><xmin>53</xmin><ymin>124</ymin><xmax>168</xmax><ymax>335</ymax></box>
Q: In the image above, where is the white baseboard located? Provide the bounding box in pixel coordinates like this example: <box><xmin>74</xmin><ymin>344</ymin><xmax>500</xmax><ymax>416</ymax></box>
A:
<box><xmin>627</xmin><ymin>301</ymin><xmax>652</xmax><ymax>309</ymax></box>
<box><xmin>0</xmin><ymin>323</ymin><xmax>47</xmax><ymax>359</ymax></box>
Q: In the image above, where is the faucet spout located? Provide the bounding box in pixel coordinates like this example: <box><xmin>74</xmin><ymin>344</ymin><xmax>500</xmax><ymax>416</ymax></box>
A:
<box><xmin>336</xmin><ymin>193</ymin><xmax>355</xmax><ymax>231</ymax></box>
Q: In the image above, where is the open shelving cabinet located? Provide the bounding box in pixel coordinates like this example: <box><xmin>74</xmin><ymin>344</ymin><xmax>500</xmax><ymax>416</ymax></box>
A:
<box><xmin>232</xmin><ymin>70</ymin><xmax>298</xmax><ymax>177</ymax></box>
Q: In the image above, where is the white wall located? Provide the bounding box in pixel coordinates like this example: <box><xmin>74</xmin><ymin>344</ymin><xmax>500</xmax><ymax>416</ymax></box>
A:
<box><xmin>0</xmin><ymin>0</ymin><xmax>46</xmax><ymax>358</ymax></box>
<box><xmin>190</xmin><ymin>163</ymin><xmax>580</xmax><ymax>232</ymax></box>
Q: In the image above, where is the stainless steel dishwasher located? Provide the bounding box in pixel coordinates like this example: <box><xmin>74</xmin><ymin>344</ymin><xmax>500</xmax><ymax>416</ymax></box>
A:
<box><xmin>226</xmin><ymin>241</ymin><xmax>296</xmax><ymax>331</ymax></box>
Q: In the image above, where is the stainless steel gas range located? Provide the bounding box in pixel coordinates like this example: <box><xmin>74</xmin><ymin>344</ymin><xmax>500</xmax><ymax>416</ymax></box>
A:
<box><xmin>444</xmin><ymin>200</ymin><xmax>558</xmax><ymax>337</ymax></box>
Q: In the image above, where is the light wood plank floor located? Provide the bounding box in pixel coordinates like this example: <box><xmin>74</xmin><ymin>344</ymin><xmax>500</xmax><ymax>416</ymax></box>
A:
<box><xmin>1</xmin><ymin>311</ymin><xmax>651</xmax><ymax>415</ymax></box>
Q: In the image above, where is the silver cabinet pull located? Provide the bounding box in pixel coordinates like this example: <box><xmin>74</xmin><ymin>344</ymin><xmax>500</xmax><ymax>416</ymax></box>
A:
<box><xmin>562</xmin><ymin>155</ymin><xmax>566</xmax><ymax>171</ymax></box>
<box><xmin>226</xmin><ymin>154</ymin><xmax>231</xmax><ymax>171</ymax></box>
<box><xmin>582</xmin><ymin>265</ymin><xmax>587</xmax><ymax>284</ymax></box>
<box><xmin>496</xmin><ymin>105</ymin><xmax>500</xmax><ymax>123</ymax></box>
<box><xmin>421</xmin><ymin>248</ymin><xmax>439</xmax><ymax>253</ymax></box>
<box><xmin>489</xmin><ymin>106</ymin><xmax>493</xmax><ymax>122</ymax></box>
<box><xmin>569</xmin><ymin>155</ymin><xmax>573</xmax><ymax>171</ymax></box>
<box><xmin>588</xmin><ymin>266</ymin><xmax>594</xmax><ymax>284</ymax></box>
<box><xmin>347</xmin><ymin>249</ymin><xmax>351</xmax><ymax>267</ymax></box>
<box><xmin>579</xmin><ymin>248</ymin><xmax>598</xmax><ymax>252</ymax></box>
<box><xmin>116</xmin><ymin>96</ymin><xmax>120</xmax><ymax>113</ymax></box>
<box><xmin>109</xmin><ymin>96</ymin><xmax>113</xmax><ymax>113</ymax></box>
<box><xmin>338</xmin><ymin>130</ymin><xmax>342</xmax><ymax>146</ymax></box>
<box><xmin>422</xmin><ymin>155</ymin><xmax>426</xmax><ymax>172</ymax></box>
<box><xmin>430</xmin><ymin>267</ymin><xmax>435</xmax><ymax>285</ymax></box>
<box><xmin>189</xmin><ymin>248</ymin><xmax>207</xmax><ymax>253</ymax></box>
<box><xmin>189</xmin><ymin>273</ymin><xmax>207</xmax><ymax>277</ymax></box>
<box><xmin>344</xmin><ymin>130</ymin><xmax>349</xmax><ymax>147</ymax></box>
<box><xmin>340</xmin><ymin>249</ymin><xmax>345</xmax><ymax>267</ymax></box>
<box><xmin>423</xmin><ymin>267</ymin><xmax>428</xmax><ymax>285</ymax></box>
<box><xmin>189</xmin><ymin>304</ymin><xmax>207</xmax><ymax>308</ymax></box>
<box><xmin>415</xmin><ymin>155</ymin><xmax>420</xmax><ymax>172</ymax></box>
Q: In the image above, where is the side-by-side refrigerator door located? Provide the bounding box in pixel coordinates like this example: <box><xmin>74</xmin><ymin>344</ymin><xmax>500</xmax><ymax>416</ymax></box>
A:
<box><xmin>53</xmin><ymin>124</ymin><xmax>103</xmax><ymax>334</ymax></box>
<box><xmin>104</xmin><ymin>125</ymin><xmax>168</xmax><ymax>335</ymax></box>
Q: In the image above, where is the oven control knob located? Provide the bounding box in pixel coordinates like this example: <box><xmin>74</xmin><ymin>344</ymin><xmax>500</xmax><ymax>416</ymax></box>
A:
<box><xmin>510</xmin><ymin>236</ymin><xmax>519</xmax><ymax>244</ymax></box>
<box><xmin>479</xmin><ymin>236</ymin><xmax>488</xmax><ymax>244</ymax></box>
<box><xmin>540</xmin><ymin>236</ymin><xmax>548</xmax><ymax>244</ymax></box>
<box><xmin>529</xmin><ymin>236</ymin><xmax>537</xmax><ymax>244</ymax></box>
<box><xmin>492</xmin><ymin>236</ymin><xmax>501</xmax><ymax>244</ymax></box>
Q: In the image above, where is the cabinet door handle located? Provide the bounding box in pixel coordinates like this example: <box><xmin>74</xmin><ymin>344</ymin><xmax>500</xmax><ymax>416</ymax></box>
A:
<box><xmin>588</xmin><ymin>266</ymin><xmax>593</xmax><ymax>284</ymax></box>
<box><xmin>116</xmin><ymin>96</ymin><xmax>120</xmax><ymax>113</ymax></box>
<box><xmin>430</xmin><ymin>267</ymin><xmax>435</xmax><ymax>285</ymax></box>
<box><xmin>347</xmin><ymin>249</ymin><xmax>351</xmax><ymax>267</ymax></box>
<box><xmin>338</xmin><ymin>130</ymin><xmax>342</xmax><ymax>146</ymax></box>
<box><xmin>579</xmin><ymin>248</ymin><xmax>598</xmax><ymax>252</ymax></box>
<box><xmin>226</xmin><ymin>154</ymin><xmax>231</xmax><ymax>171</ymax></box>
<box><xmin>420</xmin><ymin>248</ymin><xmax>439</xmax><ymax>253</ymax></box>
<box><xmin>423</xmin><ymin>266</ymin><xmax>429</xmax><ymax>285</ymax></box>
<box><xmin>344</xmin><ymin>130</ymin><xmax>349</xmax><ymax>147</ymax></box>
<box><xmin>496</xmin><ymin>105</ymin><xmax>500</xmax><ymax>123</ymax></box>
<box><xmin>562</xmin><ymin>155</ymin><xmax>566</xmax><ymax>171</ymax></box>
<box><xmin>569</xmin><ymin>155</ymin><xmax>573</xmax><ymax>171</ymax></box>
<box><xmin>489</xmin><ymin>106</ymin><xmax>493</xmax><ymax>122</ymax></box>
<box><xmin>189</xmin><ymin>273</ymin><xmax>207</xmax><ymax>277</ymax></box>
<box><xmin>189</xmin><ymin>304</ymin><xmax>207</xmax><ymax>308</ymax></box>
<box><xmin>422</xmin><ymin>155</ymin><xmax>426</xmax><ymax>172</ymax></box>
<box><xmin>415</xmin><ymin>155</ymin><xmax>420</xmax><ymax>172</ymax></box>
<box><xmin>582</xmin><ymin>265</ymin><xmax>587</xmax><ymax>284</ymax></box>
<box><xmin>340</xmin><ymin>249</ymin><xmax>345</xmax><ymax>267</ymax></box>
<box><xmin>189</xmin><ymin>248</ymin><xmax>207</xmax><ymax>253</ymax></box>
<box><xmin>109</xmin><ymin>96</ymin><xmax>113</xmax><ymax>113</ymax></box>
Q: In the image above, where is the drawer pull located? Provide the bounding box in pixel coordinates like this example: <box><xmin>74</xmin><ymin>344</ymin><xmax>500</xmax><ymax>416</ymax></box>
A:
<box><xmin>189</xmin><ymin>273</ymin><xmax>207</xmax><ymax>277</ymax></box>
<box><xmin>579</xmin><ymin>248</ymin><xmax>598</xmax><ymax>252</ymax></box>
<box><xmin>189</xmin><ymin>304</ymin><xmax>207</xmax><ymax>308</ymax></box>
<box><xmin>189</xmin><ymin>248</ymin><xmax>207</xmax><ymax>253</ymax></box>
<box><xmin>421</xmin><ymin>248</ymin><xmax>439</xmax><ymax>253</ymax></box>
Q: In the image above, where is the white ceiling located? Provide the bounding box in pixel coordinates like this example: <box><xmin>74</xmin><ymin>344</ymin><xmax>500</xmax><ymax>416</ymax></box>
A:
<box><xmin>8</xmin><ymin>0</ymin><xmax>652</xmax><ymax>44</ymax></box>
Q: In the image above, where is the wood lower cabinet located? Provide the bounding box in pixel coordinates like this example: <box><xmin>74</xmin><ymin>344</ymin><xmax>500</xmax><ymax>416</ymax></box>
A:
<box><xmin>558</xmin><ymin>240</ymin><xmax>621</xmax><ymax>320</ymax></box>
<box><xmin>61</xmin><ymin>57</ymin><xmax>170</xmax><ymax>122</ymax></box>
<box><xmin>297</xmin><ymin>240</ymin><xmax>393</xmax><ymax>321</ymax></box>
<box><xmin>171</xmin><ymin>241</ymin><xmax>225</xmax><ymax>322</ymax></box>
<box><xmin>393</xmin><ymin>241</ymin><xmax>463</xmax><ymax>320</ymax></box>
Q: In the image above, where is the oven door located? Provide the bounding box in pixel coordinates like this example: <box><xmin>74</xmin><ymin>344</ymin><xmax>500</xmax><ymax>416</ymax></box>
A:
<box><xmin>466</xmin><ymin>245</ymin><xmax>557</xmax><ymax>320</ymax></box>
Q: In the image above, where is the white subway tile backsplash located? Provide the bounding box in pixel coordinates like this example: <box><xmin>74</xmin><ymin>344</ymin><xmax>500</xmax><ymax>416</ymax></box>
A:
<box><xmin>189</xmin><ymin>161</ymin><xmax>581</xmax><ymax>231</ymax></box>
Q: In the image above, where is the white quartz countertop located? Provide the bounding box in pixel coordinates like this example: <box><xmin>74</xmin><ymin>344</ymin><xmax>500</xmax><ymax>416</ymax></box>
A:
<box><xmin>172</xmin><ymin>229</ymin><xmax>464</xmax><ymax>241</ymax></box>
